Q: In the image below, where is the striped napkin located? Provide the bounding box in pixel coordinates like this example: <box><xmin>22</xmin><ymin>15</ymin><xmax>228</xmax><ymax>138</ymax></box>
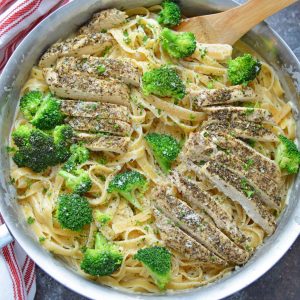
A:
<box><xmin>0</xmin><ymin>1</ymin><xmax>70</xmax><ymax>299</ymax></box>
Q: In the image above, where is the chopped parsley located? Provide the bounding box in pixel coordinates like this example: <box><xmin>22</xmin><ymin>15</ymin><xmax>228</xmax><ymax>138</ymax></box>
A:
<box><xmin>200</xmin><ymin>47</ymin><xmax>207</xmax><ymax>59</ymax></box>
<box><xmin>97</xmin><ymin>64</ymin><xmax>106</xmax><ymax>74</ymax></box>
<box><xmin>123</xmin><ymin>30</ymin><xmax>131</xmax><ymax>44</ymax></box>
<box><xmin>243</xmin><ymin>159</ymin><xmax>254</xmax><ymax>171</ymax></box>
<box><xmin>240</xmin><ymin>178</ymin><xmax>255</xmax><ymax>198</ymax></box>
<box><xmin>39</xmin><ymin>237</ymin><xmax>46</xmax><ymax>243</ymax></box>
<box><xmin>27</xmin><ymin>216</ymin><xmax>35</xmax><ymax>225</ymax></box>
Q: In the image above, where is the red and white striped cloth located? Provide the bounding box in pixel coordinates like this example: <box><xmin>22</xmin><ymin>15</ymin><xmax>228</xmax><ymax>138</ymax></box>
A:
<box><xmin>0</xmin><ymin>1</ymin><xmax>71</xmax><ymax>299</ymax></box>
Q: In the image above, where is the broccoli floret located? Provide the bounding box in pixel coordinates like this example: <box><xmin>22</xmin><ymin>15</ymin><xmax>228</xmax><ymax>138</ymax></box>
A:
<box><xmin>142</xmin><ymin>66</ymin><xmax>186</xmax><ymax>101</ymax></box>
<box><xmin>30</xmin><ymin>94</ymin><xmax>65</xmax><ymax>130</ymax></box>
<box><xmin>56</xmin><ymin>193</ymin><xmax>92</xmax><ymax>231</ymax></box>
<box><xmin>275</xmin><ymin>135</ymin><xmax>300</xmax><ymax>174</ymax></box>
<box><xmin>53</xmin><ymin>125</ymin><xmax>74</xmax><ymax>162</ymax></box>
<box><xmin>158</xmin><ymin>0</ymin><xmax>181</xmax><ymax>27</ymax></box>
<box><xmin>12</xmin><ymin>125</ymin><xmax>32</xmax><ymax>147</ymax></box>
<box><xmin>160</xmin><ymin>28</ymin><xmax>196</xmax><ymax>59</ymax></box>
<box><xmin>145</xmin><ymin>133</ymin><xmax>181</xmax><ymax>173</ymax></box>
<box><xmin>12</xmin><ymin>125</ymin><xmax>72</xmax><ymax>172</ymax></box>
<box><xmin>134</xmin><ymin>246</ymin><xmax>171</xmax><ymax>290</ymax></box>
<box><xmin>107</xmin><ymin>170</ymin><xmax>148</xmax><ymax>210</ymax></box>
<box><xmin>94</xmin><ymin>211</ymin><xmax>112</xmax><ymax>226</ymax></box>
<box><xmin>59</xmin><ymin>169</ymin><xmax>92</xmax><ymax>195</ymax></box>
<box><xmin>228</xmin><ymin>54</ymin><xmax>261</xmax><ymax>85</ymax></box>
<box><xmin>80</xmin><ymin>232</ymin><xmax>123</xmax><ymax>276</ymax></box>
<box><xmin>19</xmin><ymin>91</ymin><xmax>43</xmax><ymax>120</ymax></box>
<box><xmin>63</xmin><ymin>144</ymin><xmax>90</xmax><ymax>172</ymax></box>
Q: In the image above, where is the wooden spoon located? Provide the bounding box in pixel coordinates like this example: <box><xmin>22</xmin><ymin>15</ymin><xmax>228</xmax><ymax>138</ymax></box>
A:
<box><xmin>176</xmin><ymin>0</ymin><xmax>297</xmax><ymax>45</ymax></box>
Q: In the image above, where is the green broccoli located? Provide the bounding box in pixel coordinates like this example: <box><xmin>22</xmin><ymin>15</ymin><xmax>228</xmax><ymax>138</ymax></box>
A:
<box><xmin>53</xmin><ymin>125</ymin><xmax>74</xmax><ymax>163</ymax></box>
<box><xmin>160</xmin><ymin>28</ymin><xmax>196</xmax><ymax>59</ymax></box>
<box><xmin>275</xmin><ymin>135</ymin><xmax>300</xmax><ymax>174</ymax></box>
<box><xmin>20</xmin><ymin>92</ymin><xmax>65</xmax><ymax>129</ymax></box>
<box><xmin>12</xmin><ymin>125</ymin><xmax>72</xmax><ymax>172</ymax></box>
<box><xmin>134</xmin><ymin>246</ymin><xmax>171</xmax><ymax>290</ymax></box>
<box><xmin>62</xmin><ymin>144</ymin><xmax>90</xmax><ymax>172</ymax></box>
<box><xmin>31</xmin><ymin>94</ymin><xmax>65</xmax><ymax>130</ymax></box>
<box><xmin>142</xmin><ymin>66</ymin><xmax>186</xmax><ymax>101</ymax></box>
<box><xmin>59</xmin><ymin>169</ymin><xmax>92</xmax><ymax>195</ymax></box>
<box><xmin>107</xmin><ymin>170</ymin><xmax>148</xmax><ymax>210</ymax></box>
<box><xmin>80</xmin><ymin>232</ymin><xmax>123</xmax><ymax>276</ymax></box>
<box><xmin>145</xmin><ymin>133</ymin><xmax>181</xmax><ymax>173</ymax></box>
<box><xmin>56</xmin><ymin>193</ymin><xmax>92</xmax><ymax>231</ymax></box>
<box><xmin>158</xmin><ymin>0</ymin><xmax>181</xmax><ymax>27</ymax></box>
<box><xmin>228</xmin><ymin>53</ymin><xmax>261</xmax><ymax>85</ymax></box>
<box><xmin>94</xmin><ymin>211</ymin><xmax>112</xmax><ymax>226</ymax></box>
<box><xmin>19</xmin><ymin>90</ymin><xmax>43</xmax><ymax>120</ymax></box>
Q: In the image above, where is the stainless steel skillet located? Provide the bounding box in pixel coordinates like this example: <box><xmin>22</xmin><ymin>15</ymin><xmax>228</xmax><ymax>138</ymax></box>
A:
<box><xmin>0</xmin><ymin>1</ymin><xmax>300</xmax><ymax>299</ymax></box>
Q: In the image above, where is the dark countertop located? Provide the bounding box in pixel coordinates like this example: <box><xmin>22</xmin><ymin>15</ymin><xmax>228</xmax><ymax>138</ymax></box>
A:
<box><xmin>34</xmin><ymin>1</ymin><xmax>300</xmax><ymax>300</ymax></box>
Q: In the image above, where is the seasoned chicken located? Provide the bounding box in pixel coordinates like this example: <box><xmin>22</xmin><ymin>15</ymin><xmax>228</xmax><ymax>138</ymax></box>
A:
<box><xmin>44</xmin><ymin>69</ymin><xmax>130</xmax><ymax>106</ymax></box>
<box><xmin>75</xmin><ymin>132</ymin><xmax>130</xmax><ymax>153</ymax></box>
<box><xmin>203</xmin><ymin>106</ymin><xmax>274</xmax><ymax>124</ymax></box>
<box><xmin>202</xmin><ymin>161</ymin><xmax>276</xmax><ymax>235</ymax></box>
<box><xmin>60</xmin><ymin>99</ymin><xmax>130</xmax><ymax>122</ymax></box>
<box><xmin>153</xmin><ymin>187</ymin><xmax>249</xmax><ymax>264</ymax></box>
<box><xmin>153</xmin><ymin>208</ymin><xmax>226</xmax><ymax>265</ymax></box>
<box><xmin>66</xmin><ymin>117</ymin><xmax>131</xmax><ymax>136</ymax></box>
<box><xmin>39</xmin><ymin>33</ymin><xmax>113</xmax><ymax>68</ymax></box>
<box><xmin>202</xmin><ymin>120</ymin><xmax>278</xmax><ymax>142</ymax></box>
<box><xmin>169</xmin><ymin>170</ymin><xmax>247</xmax><ymax>245</ymax></box>
<box><xmin>181</xmin><ymin>132</ymin><xmax>282</xmax><ymax>209</ymax></box>
<box><xmin>78</xmin><ymin>9</ymin><xmax>127</xmax><ymax>35</ymax></box>
<box><xmin>210</xmin><ymin>133</ymin><xmax>281</xmax><ymax>183</ymax></box>
<box><xmin>213</xmin><ymin>151</ymin><xmax>282</xmax><ymax>209</ymax></box>
<box><xmin>190</xmin><ymin>85</ymin><xmax>257</xmax><ymax>109</ymax></box>
<box><xmin>56</xmin><ymin>56</ymin><xmax>140</xmax><ymax>86</ymax></box>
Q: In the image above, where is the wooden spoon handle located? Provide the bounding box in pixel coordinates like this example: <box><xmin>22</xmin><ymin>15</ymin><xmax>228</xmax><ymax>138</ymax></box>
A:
<box><xmin>213</xmin><ymin>0</ymin><xmax>297</xmax><ymax>44</ymax></box>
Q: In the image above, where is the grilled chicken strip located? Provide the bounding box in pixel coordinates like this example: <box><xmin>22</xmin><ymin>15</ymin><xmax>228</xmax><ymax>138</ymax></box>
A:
<box><xmin>66</xmin><ymin>117</ymin><xmax>131</xmax><ymax>136</ymax></box>
<box><xmin>75</xmin><ymin>132</ymin><xmax>130</xmax><ymax>153</ymax></box>
<box><xmin>60</xmin><ymin>99</ymin><xmax>130</xmax><ymax>122</ymax></box>
<box><xmin>190</xmin><ymin>86</ymin><xmax>257</xmax><ymax>109</ymax></box>
<box><xmin>56</xmin><ymin>56</ymin><xmax>140</xmax><ymax>86</ymax></box>
<box><xmin>44</xmin><ymin>69</ymin><xmax>130</xmax><ymax>105</ymax></box>
<box><xmin>39</xmin><ymin>33</ymin><xmax>113</xmax><ymax>68</ymax></box>
<box><xmin>203</xmin><ymin>120</ymin><xmax>278</xmax><ymax>142</ymax></box>
<box><xmin>210</xmin><ymin>133</ymin><xmax>281</xmax><ymax>183</ymax></box>
<box><xmin>153</xmin><ymin>208</ymin><xmax>226</xmax><ymax>265</ymax></box>
<box><xmin>213</xmin><ymin>151</ymin><xmax>281</xmax><ymax>209</ymax></box>
<box><xmin>202</xmin><ymin>161</ymin><xmax>276</xmax><ymax>235</ymax></box>
<box><xmin>78</xmin><ymin>9</ymin><xmax>127</xmax><ymax>35</ymax></box>
<box><xmin>153</xmin><ymin>187</ymin><xmax>249</xmax><ymax>264</ymax></box>
<box><xmin>169</xmin><ymin>170</ymin><xmax>247</xmax><ymax>245</ymax></box>
<box><xmin>203</xmin><ymin>106</ymin><xmax>274</xmax><ymax>124</ymax></box>
<box><xmin>181</xmin><ymin>132</ymin><xmax>282</xmax><ymax>209</ymax></box>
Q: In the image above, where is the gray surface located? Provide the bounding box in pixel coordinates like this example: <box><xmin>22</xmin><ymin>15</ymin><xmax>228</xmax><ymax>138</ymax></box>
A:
<box><xmin>35</xmin><ymin>1</ymin><xmax>300</xmax><ymax>300</ymax></box>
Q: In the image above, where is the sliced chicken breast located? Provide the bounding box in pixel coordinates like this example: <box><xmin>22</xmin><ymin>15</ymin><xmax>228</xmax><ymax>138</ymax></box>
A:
<box><xmin>213</xmin><ymin>151</ymin><xmax>282</xmax><ymax>209</ymax></box>
<box><xmin>153</xmin><ymin>187</ymin><xmax>249</xmax><ymax>264</ymax></box>
<box><xmin>169</xmin><ymin>170</ymin><xmax>247</xmax><ymax>245</ymax></box>
<box><xmin>153</xmin><ymin>208</ymin><xmax>226</xmax><ymax>265</ymax></box>
<box><xmin>60</xmin><ymin>99</ymin><xmax>130</xmax><ymax>122</ymax></box>
<box><xmin>78</xmin><ymin>9</ymin><xmax>127</xmax><ymax>35</ymax></box>
<box><xmin>203</xmin><ymin>120</ymin><xmax>278</xmax><ymax>142</ymax></box>
<box><xmin>66</xmin><ymin>116</ymin><xmax>131</xmax><ymax>136</ymax></box>
<box><xmin>190</xmin><ymin>86</ymin><xmax>257</xmax><ymax>109</ymax></box>
<box><xmin>75</xmin><ymin>132</ymin><xmax>130</xmax><ymax>153</ymax></box>
<box><xmin>210</xmin><ymin>133</ymin><xmax>281</xmax><ymax>183</ymax></box>
<box><xmin>202</xmin><ymin>161</ymin><xmax>276</xmax><ymax>235</ymax></box>
<box><xmin>203</xmin><ymin>106</ymin><xmax>274</xmax><ymax>124</ymax></box>
<box><xmin>39</xmin><ymin>33</ymin><xmax>113</xmax><ymax>68</ymax></box>
<box><xmin>44</xmin><ymin>69</ymin><xmax>130</xmax><ymax>106</ymax></box>
<box><xmin>182</xmin><ymin>131</ymin><xmax>281</xmax><ymax>183</ymax></box>
<box><xmin>56</xmin><ymin>56</ymin><xmax>140</xmax><ymax>86</ymax></box>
